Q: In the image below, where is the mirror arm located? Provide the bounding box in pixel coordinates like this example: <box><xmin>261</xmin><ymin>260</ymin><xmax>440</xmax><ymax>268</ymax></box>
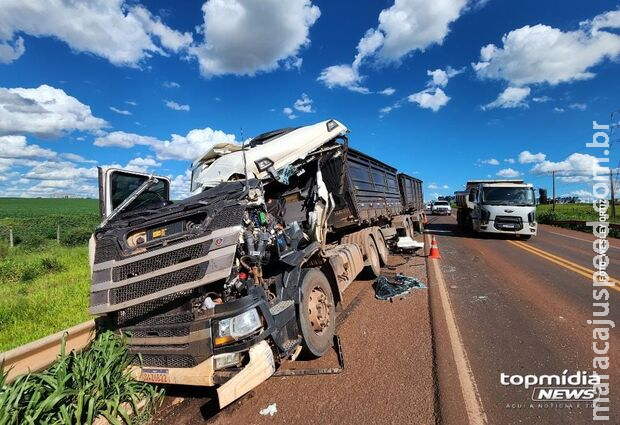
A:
<box><xmin>99</xmin><ymin>175</ymin><xmax>159</xmax><ymax>228</ymax></box>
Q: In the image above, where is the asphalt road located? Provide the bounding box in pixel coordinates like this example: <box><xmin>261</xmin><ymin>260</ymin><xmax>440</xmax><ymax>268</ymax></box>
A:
<box><xmin>153</xmin><ymin>251</ymin><xmax>435</xmax><ymax>425</ymax></box>
<box><xmin>427</xmin><ymin>215</ymin><xmax>619</xmax><ymax>424</ymax></box>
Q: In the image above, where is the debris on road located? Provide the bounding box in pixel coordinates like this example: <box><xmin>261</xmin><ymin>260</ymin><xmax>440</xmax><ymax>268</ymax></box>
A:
<box><xmin>374</xmin><ymin>274</ymin><xmax>426</xmax><ymax>301</ymax></box>
<box><xmin>259</xmin><ymin>403</ymin><xmax>278</xmax><ymax>416</ymax></box>
<box><xmin>396</xmin><ymin>236</ymin><xmax>424</xmax><ymax>251</ymax></box>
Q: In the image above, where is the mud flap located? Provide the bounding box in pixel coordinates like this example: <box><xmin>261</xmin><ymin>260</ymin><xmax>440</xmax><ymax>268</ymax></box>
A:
<box><xmin>217</xmin><ymin>340</ymin><xmax>276</xmax><ymax>408</ymax></box>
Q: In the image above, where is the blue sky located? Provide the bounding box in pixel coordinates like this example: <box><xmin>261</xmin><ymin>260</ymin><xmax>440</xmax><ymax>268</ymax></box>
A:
<box><xmin>0</xmin><ymin>0</ymin><xmax>618</xmax><ymax>200</ymax></box>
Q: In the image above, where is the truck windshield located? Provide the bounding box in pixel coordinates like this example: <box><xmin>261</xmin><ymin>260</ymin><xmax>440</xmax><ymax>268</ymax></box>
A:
<box><xmin>482</xmin><ymin>187</ymin><xmax>535</xmax><ymax>206</ymax></box>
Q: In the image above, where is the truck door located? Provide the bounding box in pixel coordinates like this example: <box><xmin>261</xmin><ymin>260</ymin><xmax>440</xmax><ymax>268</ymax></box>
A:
<box><xmin>97</xmin><ymin>167</ymin><xmax>171</xmax><ymax>220</ymax></box>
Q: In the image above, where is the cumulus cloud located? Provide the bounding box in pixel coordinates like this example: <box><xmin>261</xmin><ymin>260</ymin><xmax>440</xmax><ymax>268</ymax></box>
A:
<box><xmin>473</xmin><ymin>10</ymin><xmax>620</xmax><ymax>86</ymax></box>
<box><xmin>162</xmin><ymin>81</ymin><xmax>180</xmax><ymax>88</ymax></box>
<box><xmin>164</xmin><ymin>100</ymin><xmax>190</xmax><ymax>111</ymax></box>
<box><xmin>504</xmin><ymin>158</ymin><xmax>515</xmax><ymax>164</ymax></box>
<box><xmin>293</xmin><ymin>93</ymin><xmax>314</xmax><ymax>113</ymax></box>
<box><xmin>483</xmin><ymin>86</ymin><xmax>530</xmax><ymax>110</ymax></box>
<box><xmin>408</xmin><ymin>87</ymin><xmax>450</xmax><ymax>112</ymax></box>
<box><xmin>532</xmin><ymin>96</ymin><xmax>552</xmax><ymax>103</ymax></box>
<box><xmin>480</xmin><ymin>158</ymin><xmax>499</xmax><ymax>165</ymax></box>
<box><xmin>0</xmin><ymin>85</ymin><xmax>107</xmax><ymax>138</ymax></box>
<box><xmin>427</xmin><ymin>66</ymin><xmax>464</xmax><ymax>87</ymax></box>
<box><xmin>283</xmin><ymin>107</ymin><xmax>297</xmax><ymax>120</ymax></box>
<box><xmin>317</xmin><ymin>64</ymin><xmax>370</xmax><ymax>93</ymax></box>
<box><xmin>94</xmin><ymin>131</ymin><xmax>162</xmax><ymax>148</ymax></box>
<box><xmin>530</xmin><ymin>152</ymin><xmax>609</xmax><ymax>183</ymax></box>
<box><xmin>125</xmin><ymin>156</ymin><xmax>162</xmax><ymax>173</ymax></box>
<box><xmin>0</xmin><ymin>135</ymin><xmax>57</xmax><ymax>159</ymax></box>
<box><xmin>569</xmin><ymin>103</ymin><xmax>587</xmax><ymax>111</ymax></box>
<box><xmin>496</xmin><ymin>168</ymin><xmax>521</xmax><ymax>178</ymax></box>
<box><xmin>153</xmin><ymin>127</ymin><xmax>237</xmax><ymax>161</ymax></box>
<box><xmin>319</xmin><ymin>0</ymin><xmax>469</xmax><ymax>92</ymax></box>
<box><xmin>0</xmin><ymin>0</ymin><xmax>193</xmax><ymax>66</ymax></box>
<box><xmin>518</xmin><ymin>150</ymin><xmax>546</xmax><ymax>164</ymax></box>
<box><xmin>190</xmin><ymin>0</ymin><xmax>320</xmax><ymax>77</ymax></box>
<box><xmin>170</xmin><ymin>170</ymin><xmax>192</xmax><ymax>199</ymax></box>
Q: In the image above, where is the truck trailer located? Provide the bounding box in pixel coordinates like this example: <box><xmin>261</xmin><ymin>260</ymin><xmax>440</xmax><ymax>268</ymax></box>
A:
<box><xmin>88</xmin><ymin>119</ymin><xmax>425</xmax><ymax>408</ymax></box>
<box><xmin>455</xmin><ymin>179</ymin><xmax>537</xmax><ymax>238</ymax></box>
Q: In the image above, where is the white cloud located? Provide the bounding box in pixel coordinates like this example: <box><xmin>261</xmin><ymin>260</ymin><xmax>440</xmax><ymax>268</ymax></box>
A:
<box><xmin>109</xmin><ymin>106</ymin><xmax>132</xmax><ymax>116</ymax></box>
<box><xmin>0</xmin><ymin>135</ymin><xmax>57</xmax><ymax>159</ymax></box>
<box><xmin>504</xmin><ymin>158</ymin><xmax>515</xmax><ymax>164</ymax></box>
<box><xmin>518</xmin><ymin>150</ymin><xmax>546</xmax><ymax>164</ymax></box>
<box><xmin>317</xmin><ymin>64</ymin><xmax>370</xmax><ymax>94</ymax></box>
<box><xmin>153</xmin><ymin>127</ymin><xmax>237</xmax><ymax>161</ymax></box>
<box><xmin>125</xmin><ymin>156</ymin><xmax>161</xmax><ymax>173</ymax></box>
<box><xmin>293</xmin><ymin>93</ymin><xmax>314</xmax><ymax>113</ymax></box>
<box><xmin>569</xmin><ymin>103</ymin><xmax>587</xmax><ymax>111</ymax></box>
<box><xmin>94</xmin><ymin>131</ymin><xmax>162</xmax><ymax>148</ymax></box>
<box><xmin>428</xmin><ymin>183</ymin><xmax>439</xmax><ymax>189</ymax></box>
<box><xmin>170</xmin><ymin>170</ymin><xmax>192</xmax><ymax>199</ymax></box>
<box><xmin>24</xmin><ymin>161</ymin><xmax>97</xmax><ymax>181</ymax></box>
<box><xmin>0</xmin><ymin>85</ymin><xmax>107</xmax><ymax>138</ymax></box>
<box><xmin>408</xmin><ymin>87</ymin><xmax>450</xmax><ymax>111</ymax></box>
<box><xmin>530</xmin><ymin>152</ymin><xmax>609</xmax><ymax>183</ymax></box>
<box><xmin>283</xmin><ymin>107</ymin><xmax>297</xmax><ymax>120</ymax></box>
<box><xmin>0</xmin><ymin>0</ymin><xmax>193</xmax><ymax>66</ymax></box>
<box><xmin>480</xmin><ymin>158</ymin><xmax>499</xmax><ymax>165</ymax></box>
<box><xmin>0</xmin><ymin>36</ymin><xmax>25</xmax><ymax>64</ymax></box>
<box><xmin>190</xmin><ymin>0</ymin><xmax>320</xmax><ymax>77</ymax></box>
<box><xmin>483</xmin><ymin>86</ymin><xmax>530</xmax><ymax>110</ymax></box>
<box><xmin>379</xmin><ymin>87</ymin><xmax>396</xmax><ymax>96</ymax></box>
<box><xmin>165</xmin><ymin>100</ymin><xmax>190</xmax><ymax>112</ymax></box>
<box><xmin>162</xmin><ymin>81</ymin><xmax>180</xmax><ymax>88</ymax></box>
<box><xmin>553</xmin><ymin>107</ymin><xmax>565</xmax><ymax>113</ymax></box>
<box><xmin>61</xmin><ymin>153</ymin><xmax>96</xmax><ymax>164</ymax></box>
<box><xmin>496</xmin><ymin>168</ymin><xmax>521</xmax><ymax>178</ymax></box>
<box><xmin>358</xmin><ymin>0</ymin><xmax>469</xmax><ymax>63</ymax></box>
<box><xmin>319</xmin><ymin>0</ymin><xmax>469</xmax><ymax>92</ymax></box>
<box><xmin>532</xmin><ymin>96</ymin><xmax>552</xmax><ymax>103</ymax></box>
<box><xmin>473</xmin><ymin>11</ymin><xmax>620</xmax><ymax>86</ymax></box>
<box><xmin>125</xmin><ymin>100</ymin><xmax>137</xmax><ymax>106</ymax></box>
<box><xmin>427</xmin><ymin>66</ymin><xmax>464</xmax><ymax>87</ymax></box>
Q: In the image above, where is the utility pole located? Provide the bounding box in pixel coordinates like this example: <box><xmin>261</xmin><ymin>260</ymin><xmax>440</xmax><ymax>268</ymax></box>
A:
<box><xmin>552</xmin><ymin>170</ymin><xmax>556</xmax><ymax>211</ymax></box>
<box><xmin>611</xmin><ymin>169</ymin><xmax>617</xmax><ymax>221</ymax></box>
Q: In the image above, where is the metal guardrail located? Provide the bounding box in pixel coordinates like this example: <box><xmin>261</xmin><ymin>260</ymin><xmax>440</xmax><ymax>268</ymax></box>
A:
<box><xmin>0</xmin><ymin>320</ymin><xmax>95</xmax><ymax>383</ymax></box>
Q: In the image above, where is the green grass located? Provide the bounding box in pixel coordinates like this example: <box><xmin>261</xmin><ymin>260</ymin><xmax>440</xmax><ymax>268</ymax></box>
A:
<box><xmin>1</xmin><ymin>331</ymin><xmax>163</xmax><ymax>424</ymax></box>
<box><xmin>0</xmin><ymin>198</ymin><xmax>98</xmax><ymax>216</ymax></box>
<box><xmin>0</xmin><ymin>243</ymin><xmax>92</xmax><ymax>351</ymax></box>
<box><xmin>537</xmin><ymin>203</ymin><xmax>619</xmax><ymax>238</ymax></box>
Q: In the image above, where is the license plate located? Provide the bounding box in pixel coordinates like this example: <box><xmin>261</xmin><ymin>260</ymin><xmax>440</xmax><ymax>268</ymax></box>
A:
<box><xmin>140</xmin><ymin>368</ymin><xmax>170</xmax><ymax>383</ymax></box>
<box><xmin>501</xmin><ymin>224</ymin><xmax>517</xmax><ymax>229</ymax></box>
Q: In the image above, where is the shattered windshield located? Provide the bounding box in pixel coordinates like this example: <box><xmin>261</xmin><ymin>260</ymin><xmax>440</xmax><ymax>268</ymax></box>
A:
<box><xmin>482</xmin><ymin>187</ymin><xmax>535</xmax><ymax>206</ymax></box>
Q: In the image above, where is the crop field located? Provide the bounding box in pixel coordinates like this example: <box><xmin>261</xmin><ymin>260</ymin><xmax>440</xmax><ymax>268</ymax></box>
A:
<box><xmin>0</xmin><ymin>198</ymin><xmax>99</xmax><ymax>351</ymax></box>
<box><xmin>537</xmin><ymin>203</ymin><xmax>619</xmax><ymax>237</ymax></box>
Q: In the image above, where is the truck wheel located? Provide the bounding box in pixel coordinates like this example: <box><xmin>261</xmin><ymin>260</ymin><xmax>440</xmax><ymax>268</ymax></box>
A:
<box><xmin>376</xmin><ymin>232</ymin><xmax>388</xmax><ymax>265</ymax></box>
<box><xmin>364</xmin><ymin>235</ymin><xmax>381</xmax><ymax>278</ymax></box>
<box><xmin>298</xmin><ymin>269</ymin><xmax>335</xmax><ymax>358</ymax></box>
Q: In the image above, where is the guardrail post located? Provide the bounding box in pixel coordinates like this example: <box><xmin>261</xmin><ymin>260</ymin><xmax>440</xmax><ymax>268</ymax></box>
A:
<box><xmin>9</xmin><ymin>227</ymin><xmax>13</xmax><ymax>248</ymax></box>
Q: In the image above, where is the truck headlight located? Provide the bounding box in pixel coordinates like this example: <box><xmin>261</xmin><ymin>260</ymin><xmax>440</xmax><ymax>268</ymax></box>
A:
<box><xmin>214</xmin><ymin>309</ymin><xmax>262</xmax><ymax>347</ymax></box>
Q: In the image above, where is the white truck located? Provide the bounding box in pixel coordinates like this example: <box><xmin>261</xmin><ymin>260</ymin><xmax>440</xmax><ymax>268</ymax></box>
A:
<box><xmin>455</xmin><ymin>180</ymin><xmax>537</xmax><ymax>239</ymax></box>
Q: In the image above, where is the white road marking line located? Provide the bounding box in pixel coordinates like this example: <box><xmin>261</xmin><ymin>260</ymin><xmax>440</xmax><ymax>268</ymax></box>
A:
<box><xmin>544</xmin><ymin>229</ymin><xmax>620</xmax><ymax>250</ymax></box>
<box><xmin>427</xmin><ymin>234</ymin><xmax>488</xmax><ymax>425</ymax></box>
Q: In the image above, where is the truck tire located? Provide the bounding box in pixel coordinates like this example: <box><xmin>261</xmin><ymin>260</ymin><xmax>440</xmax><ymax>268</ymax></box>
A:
<box><xmin>364</xmin><ymin>235</ymin><xmax>381</xmax><ymax>278</ymax></box>
<box><xmin>375</xmin><ymin>232</ymin><xmax>388</xmax><ymax>265</ymax></box>
<box><xmin>298</xmin><ymin>268</ymin><xmax>335</xmax><ymax>358</ymax></box>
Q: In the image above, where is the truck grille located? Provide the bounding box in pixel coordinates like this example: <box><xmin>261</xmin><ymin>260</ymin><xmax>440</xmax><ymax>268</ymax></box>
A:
<box><xmin>113</xmin><ymin>243</ymin><xmax>209</xmax><ymax>282</ymax></box>
<box><xmin>494</xmin><ymin>215</ymin><xmax>523</xmax><ymax>231</ymax></box>
<box><xmin>131</xmin><ymin>354</ymin><xmax>197</xmax><ymax>368</ymax></box>
<box><xmin>111</xmin><ymin>263</ymin><xmax>207</xmax><ymax>305</ymax></box>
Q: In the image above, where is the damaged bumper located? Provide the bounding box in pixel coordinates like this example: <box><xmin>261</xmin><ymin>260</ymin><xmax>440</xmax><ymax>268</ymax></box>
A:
<box><xmin>130</xmin><ymin>340</ymin><xmax>276</xmax><ymax>408</ymax></box>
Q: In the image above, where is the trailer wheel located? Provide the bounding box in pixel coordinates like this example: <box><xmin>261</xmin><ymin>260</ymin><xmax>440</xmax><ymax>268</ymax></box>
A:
<box><xmin>364</xmin><ymin>235</ymin><xmax>381</xmax><ymax>278</ymax></box>
<box><xmin>375</xmin><ymin>232</ymin><xmax>388</xmax><ymax>265</ymax></box>
<box><xmin>298</xmin><ymin>268</ymin><xmax>335</xmax><ymax>358</ymax></box>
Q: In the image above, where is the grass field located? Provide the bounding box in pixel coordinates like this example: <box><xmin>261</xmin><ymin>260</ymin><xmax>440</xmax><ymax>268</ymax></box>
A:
<box><xmin>536</xmin><ymin>203</ymin><xmax>619</xmax><ymax>237</ymax></box>
<box><xmin>0</xmin><ymin>198</ymin><xmax>98</xmax><ymax>351</ymax></box>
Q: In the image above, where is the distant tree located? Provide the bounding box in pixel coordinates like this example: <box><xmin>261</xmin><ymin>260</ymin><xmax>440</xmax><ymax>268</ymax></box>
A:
<box><xmin>539</xmin><ymin>188</ymin><xmax>548</xmax><ymax>204</ymax></box>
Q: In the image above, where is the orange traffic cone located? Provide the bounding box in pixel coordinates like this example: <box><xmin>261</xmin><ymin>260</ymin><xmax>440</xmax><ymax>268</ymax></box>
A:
<box><xmin>428</xmin><ymin>235</ymin><xmax>441</xmax><ymax>259</ymax></box>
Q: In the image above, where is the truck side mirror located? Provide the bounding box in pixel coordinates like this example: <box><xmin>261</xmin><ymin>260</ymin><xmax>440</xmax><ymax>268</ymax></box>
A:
<box><xmin>468</xmin><ymin>190</ymin><xmax>476</xmax><ymax>202</ymax></box>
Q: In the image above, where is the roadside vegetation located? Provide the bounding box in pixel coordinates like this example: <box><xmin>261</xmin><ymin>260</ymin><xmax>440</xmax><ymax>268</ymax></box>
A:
<box><xmin>537</xmin><ymin>203</ymin><xmax>619</xmax><ymax>238</ymax></box>
<box><xmin>0</xmin><ymin>198</ymin><xmax>98</xmax><ymax>351</ymax></box>
<box><xmin>0</xmin><ymin>332</ymin><xmax>163</xmax><ymax>424</ymax></box>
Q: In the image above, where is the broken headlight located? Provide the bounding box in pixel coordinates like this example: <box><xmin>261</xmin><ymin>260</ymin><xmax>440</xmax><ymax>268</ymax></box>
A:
<box><xmin>213</xmin><ymin>309</ymin><xmax>262</xmax><ymax>347</ymax></box>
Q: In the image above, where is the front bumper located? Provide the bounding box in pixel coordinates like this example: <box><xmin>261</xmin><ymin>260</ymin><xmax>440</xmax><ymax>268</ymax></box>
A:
<box><xmin>477</xmin><ymin>220</ymin><xmax>537</xmax><ymax>236</ymax></box>
<box><xmin>130</xmin><ymin>340</ymin><xmax>276</xmax><ymax>408</ymax></box>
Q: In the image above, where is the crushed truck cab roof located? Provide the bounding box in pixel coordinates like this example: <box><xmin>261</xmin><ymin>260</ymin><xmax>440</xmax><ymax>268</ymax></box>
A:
<box><xmin>191</xmin><ymin>119</ymin><xmax>348</xmax><ymax>191</ymax></box>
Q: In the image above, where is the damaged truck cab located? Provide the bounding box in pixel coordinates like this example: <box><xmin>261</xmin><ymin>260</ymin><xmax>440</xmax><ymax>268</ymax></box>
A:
<box><xmin>88</xmin><ymin>119</ymin><xmax>424</xmax><ymax>408</ymax></box>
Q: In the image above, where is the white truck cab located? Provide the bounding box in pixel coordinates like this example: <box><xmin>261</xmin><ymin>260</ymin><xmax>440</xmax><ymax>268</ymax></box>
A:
<box><xmin>456</xmin><ymin>180</ymin><xmax>537</xmax><ymax>238</ymax></box>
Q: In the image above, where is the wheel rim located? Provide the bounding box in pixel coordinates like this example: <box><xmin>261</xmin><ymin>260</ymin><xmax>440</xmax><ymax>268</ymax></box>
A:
<box><xmin>308</xmin><ymin>286</ymin><xmax>331</xmax><ymax>335</ymax></box>
<box><xmin>369</xmin><ymin>239</ymin><xmax>380</xmax><ymax>271</ymax></box>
